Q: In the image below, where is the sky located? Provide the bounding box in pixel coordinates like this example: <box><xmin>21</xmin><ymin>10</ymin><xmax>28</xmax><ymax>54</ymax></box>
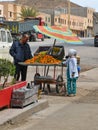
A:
<box><xmin>0</xmin><ymin>0</ymin><xmax>98</xmax><ymax>12</ymax></box>
<box><xmin>0</xmin><ymin>0</ymin><xmax>15</xmax><ymax>1</ymax></box>
<box><xmin>71</xmin><ymin>0</ymin><xmax>98</xmax><ymax>11</ymax></box>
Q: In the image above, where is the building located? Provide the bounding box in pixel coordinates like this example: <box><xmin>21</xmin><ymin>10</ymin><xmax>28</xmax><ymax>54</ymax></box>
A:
<box><xmin>93</xmin><ymin>12</ymin><xmax>98</xmax><ymax>36</ymax></box>
<box><xmin>37</xmin><ymin>12</ymin><xmax>51</xmax><ymax>26</ymax></box>
<box><xmin>0</xmin><ymin>1</ymin><xmax>95</xmax><ymax>37</ymax></box>
<box><xmin>40</xmin><ymin>9</ymin><xmax>55</xmax><ymax>26</ymax></box>
<box><xmin>0</xmin><ymin>4</ymin><xmax>4</xmax><ymax>17</ymax></box>
<box><xmin>0</xmin><ymin>4</ymin><xmax>5</xmax><ymax>23</ymax></box>
<box><xmin>54</xmin><ymin>13</ymin><xmax>86</xmax><ymax>37</ymax></box>
<box><xmin>0</xmin><ymin>2</ymin><xmax>24</xmax><ymax>21</ymax></box>
<box><xmin>70</xmin><ymin>7</ymin><xmax>95</xmax><ymax>37</ymax></box>
<box><xmin>0</xmin><ymin>2</ymin><xmax>51</xmax><ymax>25</ymax></box>
<box><xmin>54</xmin><ymin>6</ymin><xmax>95</xmax><ymax>37</ymax></box>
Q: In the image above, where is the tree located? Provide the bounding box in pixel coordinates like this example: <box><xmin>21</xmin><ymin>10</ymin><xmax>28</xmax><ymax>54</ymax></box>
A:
<box><xmin>0</xmin><ymin>59</ymin><xmax>15</xmax><ymax>88</ymax></box>
<box><xmin>20</xmin><ymin>7</ymin><xmax>39</xmax><ymax>19</ymax></box>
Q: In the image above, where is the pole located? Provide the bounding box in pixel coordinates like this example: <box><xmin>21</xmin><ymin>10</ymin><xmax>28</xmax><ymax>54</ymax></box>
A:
<box><xmin>68</xmin><ymin>0</ymin><xmax>70</xmax><ymax>29</ymax></box>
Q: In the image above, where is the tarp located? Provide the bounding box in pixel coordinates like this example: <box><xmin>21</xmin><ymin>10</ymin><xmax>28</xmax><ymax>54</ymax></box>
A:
<box><xmin>33</xmin><ymin>25</ymin><xmax>84</xmax><ymax>44</ymax></box>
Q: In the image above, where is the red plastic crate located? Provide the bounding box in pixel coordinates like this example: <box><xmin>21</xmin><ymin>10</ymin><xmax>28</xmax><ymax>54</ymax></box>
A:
<box><xmin>0</xmin><ymin>81</ymin><xmax>27</xmax><ymax>109</ymax></box>
<box><xmin>37</xmin><ymin>33</ymin><xmax>43</xmax><ymax>39</ymax></box>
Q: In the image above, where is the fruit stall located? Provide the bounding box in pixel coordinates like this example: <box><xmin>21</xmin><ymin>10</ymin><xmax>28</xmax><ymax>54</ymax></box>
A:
<box><xmin>19</xmin><ymin>45</ymin><xmax>66</xmax><ymax>94</ymax></box>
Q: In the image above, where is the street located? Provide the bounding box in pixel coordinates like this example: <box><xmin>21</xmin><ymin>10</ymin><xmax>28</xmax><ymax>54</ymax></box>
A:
<box><xmin>29</xmin><ymin>37</ymin><xmax>97</xmax><ymax>67</ymax></box>
<box><xmin>1</xmin><ymin>37</ymin><xmax>98</xmax><ymax>130</ymax></box>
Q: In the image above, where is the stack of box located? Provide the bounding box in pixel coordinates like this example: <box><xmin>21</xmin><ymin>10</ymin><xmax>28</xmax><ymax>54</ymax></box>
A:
<box><xmin>34</xmin><ymin>45</ymin><xmax>65</xmax><ymax>61</ymax></box>
<box><xmin>11</xmin><ymin>84</ymin><xmax>39</xmax><ymax>108</ymax></box>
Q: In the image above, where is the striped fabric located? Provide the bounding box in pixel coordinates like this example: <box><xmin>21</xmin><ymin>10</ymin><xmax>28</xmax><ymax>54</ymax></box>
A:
<box><xmin>33</xmin><ymin>25</ymin><xmax>84</xmax><ymax>44</ymax></box>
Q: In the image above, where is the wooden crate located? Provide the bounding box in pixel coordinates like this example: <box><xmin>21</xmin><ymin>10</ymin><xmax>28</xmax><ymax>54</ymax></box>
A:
<box><xmin>34</xmin><ymin>45</ymin><xmax>65</xmax><ymax>61</ymax></box>
<box><xmin>12</xmin><ymin>85</ymin><xmax>39</xmax><ymax>99</ymax></box>
<box><xmin>11</xmin><ymin>95</ymin><xmax>38</xmax><ymax>108</ymax></box>
<box><xmin>11</xmin><ymin>85</ymin><xmax>39</xmax><ymax>108</ymax></box>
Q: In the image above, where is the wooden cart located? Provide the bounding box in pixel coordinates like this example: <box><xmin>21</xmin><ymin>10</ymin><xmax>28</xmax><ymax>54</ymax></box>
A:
<box><xmin>19</xmin><ymin>43</ymin><xmax>66</xmax><ymax>95</ymax></box>
<box><xmin>19</xmin><ymin>62</ymin><xmax>66</xmax><ymax>95</ymax></box>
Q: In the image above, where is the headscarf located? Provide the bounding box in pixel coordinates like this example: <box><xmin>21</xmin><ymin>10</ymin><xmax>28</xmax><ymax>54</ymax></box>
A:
<box><xmin>68</xmin><ymin>49</ymin><xmax>77</xmax><ymax>56</ymax></box>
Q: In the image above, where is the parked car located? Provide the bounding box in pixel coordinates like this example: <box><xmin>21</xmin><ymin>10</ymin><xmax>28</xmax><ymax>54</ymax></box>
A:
<box><xmin>0</xmin><ymin>28</ymin><xmax>13</xmax><ymax>48</ymax></box>
<box><xmin>0</xmin><ymin>27</ymin><xmax>13</xmax><ymax>61</ymax></box>
<box><xmin>94</xmin><ymin>35</ymin><xmax>98</xmax><ymax>47</ymax></box>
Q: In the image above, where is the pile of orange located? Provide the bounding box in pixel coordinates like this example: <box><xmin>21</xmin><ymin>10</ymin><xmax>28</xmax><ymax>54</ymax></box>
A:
<box><xmin>25</xmin><ymin>54</ymin><xmax>61</xmax><ymax>64</ymax></box>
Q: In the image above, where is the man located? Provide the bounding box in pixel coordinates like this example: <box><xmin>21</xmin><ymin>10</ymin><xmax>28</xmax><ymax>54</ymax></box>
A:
<box><xmin>9</xmin><ymin>34</ymin><xmax>33</xmax><ymax>81</ymax></box>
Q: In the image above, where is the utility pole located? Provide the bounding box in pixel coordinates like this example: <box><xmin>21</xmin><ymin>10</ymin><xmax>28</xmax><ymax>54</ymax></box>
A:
<box><xmin>67</xmin><ymin>0</ymin><xmax>70</xmax><ymax>29</ymax></box>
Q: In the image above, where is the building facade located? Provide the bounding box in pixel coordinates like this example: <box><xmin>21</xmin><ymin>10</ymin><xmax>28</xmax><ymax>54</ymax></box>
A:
<box><xmin>86</xmin><ymin>7</ymin><xmax>95</xmax><ymax>37</ymax></box>
<box><xmin>93</xmin><ymin>12</ymin><xmax>98</xmax><ymax>36</ymax></box>
<box><xmin>54</xmin><ymin>6</ymin><xmax>95</xmax><ymax>37</ymax></box>
<box><xmin>54</xmin><ymin>13</ymin><xmax>86</xmax><ymax>37</ymax></box>
<box><xmin>70</xmin><ymin>7</ymin><xmax>95</xmax><ymax>37</ymax></box>
<box><xmin>0</xmin><ymin>2</ymin><xmax>96</xmax><ymax>37</ymax></box>
<box><xmin>0</xmin><ymin>2</ymin><xmax>23</xmax><ymax>21</ymax></box>
<box><xmin>0</xmin><ymin>2</ymin><xmax>51</xmax><ymax>25</ymax></box>
<box><xmin>37</xmin><ymin>12</ymin><xmax>51</xmax><ymax>26</ymax></box>
<box><xmin>0</xmin><ymin>4</ymin><xmax>3</xmax><ymax>17</ymax></box>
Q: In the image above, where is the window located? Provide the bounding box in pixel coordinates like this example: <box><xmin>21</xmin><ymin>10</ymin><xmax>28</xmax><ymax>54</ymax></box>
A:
<box><xmin>55</xmin><ymin>18</ymin><xmax>57</xmax><ymax>22</ymax></box>
<box><xmin>58</xmin><ymin>18</ymin><xmax>60</xmax><ymax>23</ymax></box>
<box><xmin>48</xmin><ymin>17</ymin><xmax>50</xmax><ymax>22</ymax></box>
<box><xmin>9</xmin><ymin>12</ymin><xmax>12</xmax><ymax>17</ymax></box>
<box><xmin>0</xmin><ymin>10</ymin><xmax>2</xmax><ymax>15</ymax></box>
<box><xmin>1</xmin><ymin>31</ymin><xmax>6</xmax><ymax>42</ymax></box>
<box><xmin>7</xmin><ymin>32</ymin><xmax>12</xmax><ymax>43</ymax></box>
<box><xmin>65</xmin><ymin>20</ymin><xmax>66</xmax><ymax>24</ymax></box>
<box><xmin>72</xmin><ymin>21</ymin><xmax>75</xmax><ymax>26</ymax></box>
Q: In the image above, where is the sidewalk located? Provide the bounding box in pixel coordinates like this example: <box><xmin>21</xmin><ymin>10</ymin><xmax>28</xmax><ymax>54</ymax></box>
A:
<box><xmin>0</xmin><ymin>99</ymin><xmax>48</xmax><ymax>126</ymax></box>
<box><xmin>0</xmin><ymin>67</ymin><xmax>98</xmax><ymax>127</ymax></box>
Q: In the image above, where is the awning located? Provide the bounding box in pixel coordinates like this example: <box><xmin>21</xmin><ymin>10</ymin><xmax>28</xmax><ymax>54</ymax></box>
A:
<box><xmin>33</xmin><ymin>25</ymin><xmax>84</xmax><ymax>45</ymax></box>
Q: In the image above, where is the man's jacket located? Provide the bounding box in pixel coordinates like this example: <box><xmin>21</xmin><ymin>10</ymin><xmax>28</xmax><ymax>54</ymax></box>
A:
<box><xmin>9</xmin><ymin>41</ymin><xmax>32</xmax><ymax>64</ymax></box>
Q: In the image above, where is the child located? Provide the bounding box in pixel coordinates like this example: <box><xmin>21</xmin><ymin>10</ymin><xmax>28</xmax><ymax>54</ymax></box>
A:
<box><xmin>63</xmin><ymin>49</ymin><xmax>78</xmax><ymax>96</ymax></box>
<box><xmin>76</xmin><ymin>55</ymin><xmax>81</xmax><ymax>76</ymax></box>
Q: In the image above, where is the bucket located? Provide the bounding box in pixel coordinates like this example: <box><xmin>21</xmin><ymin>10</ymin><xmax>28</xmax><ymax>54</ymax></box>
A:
<box><xmin>76</xmin><ymin>55</ymin><xmax>80</xmax><ymax>64</ymax></box>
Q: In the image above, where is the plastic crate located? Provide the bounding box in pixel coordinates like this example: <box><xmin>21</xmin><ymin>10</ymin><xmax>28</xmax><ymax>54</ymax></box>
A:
<box><xmin>11</xmin><ymin>85</ymin><xmax>39</xmax><ymax>108</ymax></box>
<box><xmin>34</xmin><ymin>46</ymin><xmax>51</xmax><ymax>56</ymax></box>
<box><xmin>34</xmin><ymin>45</ymin><xmax>65</xmax><ymax>61</ymax></box>
<box><xmin>37</xmin><ymin>33</ymin><xmax>43</xmax><ymax>39</ymax></box>
<box><xmin>48</xmin><ymin>46</ymin><xmax>65</xmax><ymax>61</ymax></box>
<box><xmin>76</xmin><ymin>55</ymin><xmax>80</xmax><ymax>64</ymax></box>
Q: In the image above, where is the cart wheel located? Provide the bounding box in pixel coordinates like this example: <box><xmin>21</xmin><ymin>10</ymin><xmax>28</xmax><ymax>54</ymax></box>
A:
<box><xmin>34</xmin><ymin>73</ymin><xmax>42</xmax><ymax>90</ymax></box>
<box><xmin>34</xmin><ymin>73</ymin><xmax>40</xmax><ymax>85</ymax></box>
<box><xmin>56</xmin><ymin>83</ymin><xmax>66</xmax><ymax>95</ymax></box>
<box><xmin>47</xmin><ymin>84</ymin><xmax>51</xmax><ymax>93</ymax></box>
<box><xmin>56</xmin><ymin>75</ymin><xmax>63</xmax><ymax>82</ymax></box>
<box><xmin>56</xmin><ymin>75</ymin><xmax>66</xmax><ymax>95</ymax></box>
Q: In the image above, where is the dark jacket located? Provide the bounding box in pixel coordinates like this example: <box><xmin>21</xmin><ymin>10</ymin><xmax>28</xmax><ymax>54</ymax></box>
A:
<box><xmin>9</xmin><ymin>41</ymin><xmax>32</xmax><ymax>64</ymax></box>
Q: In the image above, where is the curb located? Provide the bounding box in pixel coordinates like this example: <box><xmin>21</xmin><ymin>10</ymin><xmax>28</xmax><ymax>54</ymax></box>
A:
<box><xmin>0</xmin><ymin>99</ymin><xmax>48</xmax><ymax>127</ymax></box>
